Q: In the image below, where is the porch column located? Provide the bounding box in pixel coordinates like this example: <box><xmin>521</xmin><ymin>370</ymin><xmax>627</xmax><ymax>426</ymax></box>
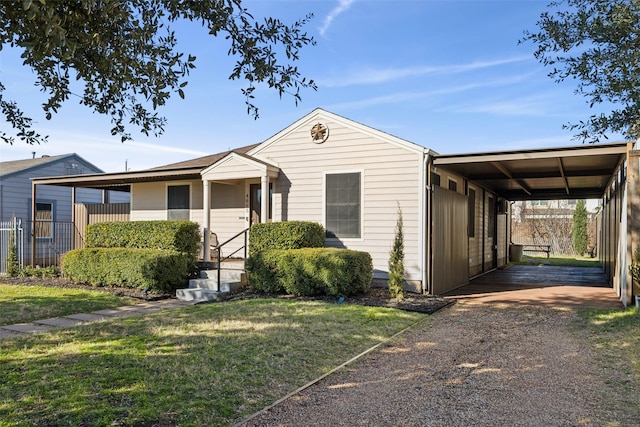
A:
<box><xmin>261</xmin><ymin>175</ymin><xmax>269</xmax><ymax>223</ymax></box>
<box><xmin>203</xmin><ymin>179</ymin><xmax>211</xmax><ymax>263</ymax></box>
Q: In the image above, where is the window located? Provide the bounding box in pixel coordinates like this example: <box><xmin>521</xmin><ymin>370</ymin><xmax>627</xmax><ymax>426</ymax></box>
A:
<box><xmin>326</xmin><ymin>172</ymin><xmax>361</xmax><ymax>239</ymax></box>
<box><xmin>35</xmin><ymin>202</ymin><xmax>53</xmax><ymax>238</ymax></box>
<box><xmin>448</xmin><ymin>179</ymin><xmax>457</xmax><ymax>192</ymax></box>
<box><xmin>168</xmin><ymin>185</ymin><xmax>190</xmax><ymax>220</ymax></box>
<box><xmin>468</xmin><ymin>189</ymin><xmax>476</xmax><ymax>238</ymax></box>
<box><xmin>431</xmin><ymin>173</ymin><xmax>441</xmax><ymax>187</ymax></box>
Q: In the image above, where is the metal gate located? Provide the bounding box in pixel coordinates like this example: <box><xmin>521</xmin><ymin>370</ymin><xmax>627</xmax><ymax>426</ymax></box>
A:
<box><xmin>432</xmin><ymin>186</ymin><xmax>469</xmax><ymax>294</ymax></box>
<box><xmin>0</xmin><ymin>218</ymin><xmax>24</xmax><ymax>275</ymax></box>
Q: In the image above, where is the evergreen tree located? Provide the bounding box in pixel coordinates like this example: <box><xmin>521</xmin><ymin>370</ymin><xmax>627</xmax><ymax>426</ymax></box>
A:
<box><xmin>6</xmin><ymin>217</ymin><xmax>19</xmax><ymax>276</ymax></box>
<box><xmin>572</xmin><ymin>200</ymin><xmax>588</xmax><ymax>256</ymax></box>
<box><xmin>388</xmin><ymin>204</ymin><xmax>404</xmax><ymax>300</ymax></box>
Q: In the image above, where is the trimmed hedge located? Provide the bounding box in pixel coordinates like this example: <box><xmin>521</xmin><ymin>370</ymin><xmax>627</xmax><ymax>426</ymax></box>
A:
<box><xmin>62</xmin><ymin>248</ymin><xmax>189</xmax><ymax>292</ymax></box>
<box><xmin>246</xmin><ymin>248</ymin><xmax>372</xmax><ymax>296</ymax></box>
<box><xmin>86</xmin><ymin>220</ymin><xmax>200</xmax><ymax>256</ymax></box>
<box><xmin>249</xmin><ymin>221</ymin><xmax>324</xmax><ymax>255</ymax></box>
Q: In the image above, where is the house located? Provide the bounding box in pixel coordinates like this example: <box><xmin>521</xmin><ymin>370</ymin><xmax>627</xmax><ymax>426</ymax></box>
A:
<box><xmin>27</xmin><ymin>109</ymin><xmax>637</xmax><ymax>305</ymax></box>
<box><xmin>0</xmin><ymin>153</ymin><xmax>129</xmax><ymax>270</ymax></box>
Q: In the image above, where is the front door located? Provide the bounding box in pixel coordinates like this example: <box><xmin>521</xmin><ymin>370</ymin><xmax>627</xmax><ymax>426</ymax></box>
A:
<box><xmin>249</xmin><ymin>184</ymin><xmax>272</xmax><ymax>226</ymax></box>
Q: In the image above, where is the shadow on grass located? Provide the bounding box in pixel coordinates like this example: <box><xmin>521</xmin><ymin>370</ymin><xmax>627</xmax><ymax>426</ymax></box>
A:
<box><xmin>0</xmin><ymin>299</ymin><xmax>425</xmax><ymax>426</ymax></box>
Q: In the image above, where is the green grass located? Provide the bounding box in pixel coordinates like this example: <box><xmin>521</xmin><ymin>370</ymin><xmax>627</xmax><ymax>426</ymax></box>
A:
<box><xmin>0</xmin><ymin>299</ymin><xmax>425</xmax><ymax>426</ymax></box>
<box><xmin>512</xmin><ymin>255</ymin><xmax>601</xmax><ymax>268</ymax></box>
<box><xmin>574</xmin><ymin>307</ymin><xmax>640</xmax><ymax>423</ymax></box>
<box><xmin>0</xmin><ymin>283</ymin><xmax>138</xmax><ymax>326</ymax></box>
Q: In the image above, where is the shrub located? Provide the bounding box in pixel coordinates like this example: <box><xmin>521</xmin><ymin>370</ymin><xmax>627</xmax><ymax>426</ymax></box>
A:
<box><xmin>5</xmin><ymin>226</ymin><xmax>19</xmax><ymax>277</ymax></box>
<box><xmin>62</xmin><ymin>248</ymin><xmax>189</xmax><ymax>292</ymax></box>
<box><xmin>631</xmin><ymin>244</ymin><xmax>640</xmax><ymax>295</ymax></box>
<box><xmin>572</xmin><ymin>200</ymin><xmax>588</xmax><ymax>256</ymax></box>
<box><xmin>388</xmin><ymin>205</ymin><xmax>405</xmax><ymax>300</ymax></box>
<box><xmin>86</xmin><ymin>220</ymin><xmax>200</xmax><ymax>256</ymax></box>
<box><xmin>18</xmin><ymin>265</ymin><xmax>60</xmax><ymax>278</ymax></box>
<box><xmin>249</xmin><ymin>221</ymin><xmax>324</xmax><ymax>255</ymax></box>
<box><xmin>247</xmin><ymin>248</ymin><xmax>372</xmax><ymax>296</ymax></box>
<box><xmin>245</xmin><ymin>250</ymin><xmax>285</xmax><ymax>294</ymax></box>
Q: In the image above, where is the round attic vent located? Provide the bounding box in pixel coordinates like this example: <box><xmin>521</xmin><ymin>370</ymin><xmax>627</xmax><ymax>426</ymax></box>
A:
<box><xmin>310</xmin><ymin>122</ymin><xmax>329</xmax><ymax>143</ymax></box>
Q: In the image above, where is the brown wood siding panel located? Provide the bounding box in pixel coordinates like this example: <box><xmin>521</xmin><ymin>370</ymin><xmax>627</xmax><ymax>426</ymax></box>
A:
<box><xmin>73</xmin><ymin>203</ymin><xmax>130</xmax><ymax>248</ymax></box>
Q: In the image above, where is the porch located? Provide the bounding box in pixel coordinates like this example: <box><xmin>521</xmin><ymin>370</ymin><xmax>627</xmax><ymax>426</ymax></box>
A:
<box><xmin>442</xmin><ymin>265</ymin><xmax>623</xmax><ymax>309</ymax></box>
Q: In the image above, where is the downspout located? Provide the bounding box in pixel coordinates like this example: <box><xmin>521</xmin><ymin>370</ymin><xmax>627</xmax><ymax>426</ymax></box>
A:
<box><xmin>423</xmin><ymin>151</ymin><xmax>432</xmax><ymax>294</ymax></box>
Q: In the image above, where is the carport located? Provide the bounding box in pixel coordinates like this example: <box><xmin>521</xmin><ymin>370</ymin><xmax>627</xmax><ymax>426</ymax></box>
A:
<box><xmin>431</xmin><ymin>141</ymin><xmax>638</xmax><ymax>306</ymax></box>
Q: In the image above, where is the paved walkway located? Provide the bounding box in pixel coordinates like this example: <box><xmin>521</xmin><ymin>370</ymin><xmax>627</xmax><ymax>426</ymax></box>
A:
<box><xmin>0</xmin><ymin>299</ymin><xmax>196</xmax><ymax>339</ymax></box>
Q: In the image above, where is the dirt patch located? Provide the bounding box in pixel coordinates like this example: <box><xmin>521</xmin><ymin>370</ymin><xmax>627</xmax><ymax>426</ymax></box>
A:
<box><xmin>240</xmin><ymin>303</ymin><xmax>639</xmax><ymax>426</ymax></box>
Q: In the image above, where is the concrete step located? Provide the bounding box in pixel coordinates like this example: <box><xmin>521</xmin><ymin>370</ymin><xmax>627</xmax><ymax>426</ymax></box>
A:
<box><xmin>199</xmin><ymin>269</ymin><xmax>244</xmax><ymax>282</ymax></box>
<box><xmin>188</xmin><ymin>279</ymin><xmax>245</xmax><ymax>293</ymax></box>
<box><xmin>176</xmin><ymin>288</ymin><xmax>225</xmax><ymax>303</ymax></box>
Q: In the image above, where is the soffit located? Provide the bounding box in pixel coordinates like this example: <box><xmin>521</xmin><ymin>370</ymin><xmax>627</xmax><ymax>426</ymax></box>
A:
<box><xmin>433</xmin><ymin>143</ymin><xmax>629</xmax><ymax>200</ymax></box>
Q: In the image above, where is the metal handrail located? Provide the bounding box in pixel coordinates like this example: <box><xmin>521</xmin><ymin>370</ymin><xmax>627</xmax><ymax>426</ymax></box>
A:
<box><xmin>212</xmin><ymin>228</ymin><xmax>249</xmax><ymax>287</ymax></box>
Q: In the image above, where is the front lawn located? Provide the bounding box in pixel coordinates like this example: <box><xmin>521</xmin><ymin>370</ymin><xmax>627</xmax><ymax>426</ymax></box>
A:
<box><xmin>0</xmin><ymin>298</ymin><xmax>425</xmax><ymax>426</ymax></box>
<box><xmin>0</xmin><ymin>283</ymin><xmax>139</xmax><ymax>326</ymax></box>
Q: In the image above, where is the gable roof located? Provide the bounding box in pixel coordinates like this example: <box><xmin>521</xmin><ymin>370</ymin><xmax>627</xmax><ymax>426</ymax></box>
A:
<box><xmin>0</xmin><ymin>153</ymin><xmax>104</xmax><ymax>179</ymax></box>
<box><xmin>248</xmin><ymin>108</ymin><xmax>435</xmax><ymax>157</ymax></box>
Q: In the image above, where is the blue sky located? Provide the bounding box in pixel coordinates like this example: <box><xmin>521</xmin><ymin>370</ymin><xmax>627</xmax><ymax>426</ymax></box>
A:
<box><xmin>0</xmin><ymin>1</ymin><xmax>626</xmax><ymax>172</ymax></box>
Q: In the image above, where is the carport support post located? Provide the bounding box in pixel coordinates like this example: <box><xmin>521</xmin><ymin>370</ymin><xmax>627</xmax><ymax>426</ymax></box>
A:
<box><xmin>627</xmin><ymin>144</ymin><xmax>640</xmax><ymax>301</ymax></box>
<box><xmin>202</xmin><ymin>180</ymin><xmax>211</xmax><ymax>267</ymax></box>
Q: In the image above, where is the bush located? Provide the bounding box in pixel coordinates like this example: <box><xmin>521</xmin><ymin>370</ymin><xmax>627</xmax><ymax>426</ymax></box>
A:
<box><xmin>62</xmin><ymin>248</ymin><xmax>189</xmax><ymax>292</ymax></box>
<box><xmin>247</xmin><ymin>248</ymin><xmax>372</xmax><ymax>296</ymax></box>
<box><xmin>86</xmin><ymin>220</ymin><xmax>200</xmax><ymax>256</ymax></box>
<box><xmin>249</xmin><ymin>221</ymin><xmax>324</xmax><ymax>255</ymax></box>
<box><xmin>631</xmin><ymin>244</ymin><xmax>640</xmax><ymax>295</ymax></box>
<box><xmin>18</xmin><ymin>265</ymin><xmax>60</xmax><ymax>278</ymax></box>
<box><xmin>388</xmin><ymin>205</ymin><xmax>405</xmax><ymax>300</ymax></box>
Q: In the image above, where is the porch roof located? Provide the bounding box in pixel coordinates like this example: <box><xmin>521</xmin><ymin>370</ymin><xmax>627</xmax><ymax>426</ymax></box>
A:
<box><xmin>433</xmin><ymin>142</ymin><xmax>630</xmax><ymax>201</ymax></box>
<box><xmin>30</xmin><ymin>144</ymin><xmax>260</xmax><ymax>192</ymax></box>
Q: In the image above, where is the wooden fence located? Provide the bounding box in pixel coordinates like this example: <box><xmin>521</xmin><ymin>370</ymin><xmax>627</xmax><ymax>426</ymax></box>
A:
<box><xmin>73</xmin><ymin>203</ymin><xmax>130</xmax><ymax>249</ymax></box>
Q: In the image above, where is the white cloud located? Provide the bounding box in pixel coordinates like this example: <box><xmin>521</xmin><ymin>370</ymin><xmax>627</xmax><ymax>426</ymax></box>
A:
<box><xmin>326</xmin><ymin>72</ymin><xmax>539</xmax><ymax>111</ymax></box>
<box><xmin>319</xmin><ymin>0</ymin><xmax>355</xmax><ymax>36</ymax></box>
<box><xmin>319</xmin><ymin>56</ymin><xmax>533</xmax><ymax>88</ymax></box>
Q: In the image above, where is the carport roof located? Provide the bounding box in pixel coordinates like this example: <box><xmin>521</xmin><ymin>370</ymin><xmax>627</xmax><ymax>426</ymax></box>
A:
<box><xmin>433</xmin><ymin>142</ymin><xmax>630</xmax><ymax>201</ymax></box>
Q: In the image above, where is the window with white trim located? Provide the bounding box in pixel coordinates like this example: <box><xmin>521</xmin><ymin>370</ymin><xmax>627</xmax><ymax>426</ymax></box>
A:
<box><xmin>326</xmin><ymin>172</ymin><xmax>361</xmax><ymax>239</ymax></box>
<box><xmin>167</xmin><ymin>185</ymin><xmax>190</xmax><ymax>220</ymax></box>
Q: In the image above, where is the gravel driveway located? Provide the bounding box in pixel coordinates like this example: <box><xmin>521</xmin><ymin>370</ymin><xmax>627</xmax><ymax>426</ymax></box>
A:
<box><xmin>239</xmin><ymin>301</ymin><xmax>635</xmax><ymax>427</ymax></box>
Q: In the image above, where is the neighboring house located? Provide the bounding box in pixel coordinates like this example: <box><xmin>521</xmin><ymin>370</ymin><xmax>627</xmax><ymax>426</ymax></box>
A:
<box><xmin>28</xmin><ymin>109</ymin><xmax>635</xmax><ymax>303</ymax></box>
<box><xmin>0</xmin><ymin>153</ymin><xmax>129</xmax><ymax>269</ymax></box>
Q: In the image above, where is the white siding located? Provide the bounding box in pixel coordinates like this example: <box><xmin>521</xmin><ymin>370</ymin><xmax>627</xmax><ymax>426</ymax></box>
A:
<box><xmin>130</xmin><ymin>180</ymin><xmax>202</xmax><ymax>221</ymax></box>
<box><xmin>254</xmin><ymin>114</ymin><xmax>425</xmax><ymax>283</ymax></box>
